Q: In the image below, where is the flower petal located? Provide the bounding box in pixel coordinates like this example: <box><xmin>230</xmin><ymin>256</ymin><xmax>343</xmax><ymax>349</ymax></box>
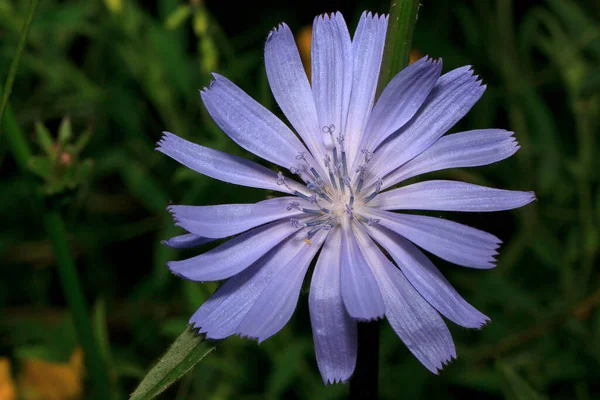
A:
<box><xmin>360</xmin><ymin>57</ymin><xmax>442</xmax><ymax>152</ymax></box>
<box><xmin>366</xmin><ymin>225</ymin><xmax>489</xmax><ymax>329</ymax></box>
<box><xmin>168</xmin><ymin>219</ymin><xmax>303</xmax><ymax>281</ymax></box>
<box><xmin>365</xmin><ymin>209</ymin><xmax>500</xmax><ymax>269</ymax></box>
<box><xmin>311</xmin><ymin>13</ymin><xmax>353</xmax><ymax>149</ymax></box>
<box><xmin>157</xmin><ymin>132</ymin><xmax>307</xmax><ymax>194</ymax></box>
<box><xmin>366</xmin><ymin>66</ymin><xmax>486</xmax><ymax>188</ymax></box>
<box><xmin>190</xmin><ymin>231</ymin><xmax>312</xmax><ymax>339</ymax></box>
<box><xmin>372</xmin><ymin>180</ymin><xmax>536</xmax><ymax>212</ymax></box>
<box><xmin>237</xmin><ymin>231</ymin><xmax>327</xmax><ymax>342</ymax></box>
<box><xmin>382</xmin><ymin>129</ymin><xmax>519</xmax><ymax>189</ymax></box>
<box><xmin>201</xmin><ymin>74</ymin><xmax>315</xmax><ymax>170</ymax></box>
<box><xmin>309</xmin><ymin>227</ymin><xmax>357</xmax><ymax>384</ymax></box>
<box><xmin>353</xmin><ymin>227</ymin><xmax>456</xmax><ymax>373</ymax></box>
<box><xmin>340</xmin><ymin>219</ymin><xmax>385</xmax><ymax>320</ymax></box>
<box><xmin>161</xmin><ymin>233</ymin><xmax>215</xmax><ymax>249</ymax></box>
<box><xmin>265</xmin><ymin>23</ymin><xmax>326</xmax><ymax>164</ymax></box>
<box><xmin>169</xmin><ymin>196</ymin><xmax>311</xmax><ymax>238</ymax></box>
<box><xmin>345</xmin><ymin>12</ymin><xmax>388</xmax><ymax>165</ymax></box>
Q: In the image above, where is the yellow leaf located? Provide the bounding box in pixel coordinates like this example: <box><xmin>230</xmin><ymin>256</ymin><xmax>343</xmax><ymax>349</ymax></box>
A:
<box><xmin>18</xmin><ymin>348</ymin><xmax>84</xmax><ymax>400</ymax></box>
<box><xmin>0</xmin><ymin>358</ymin><xmax>16</xmax><ymax>400</ymax></box>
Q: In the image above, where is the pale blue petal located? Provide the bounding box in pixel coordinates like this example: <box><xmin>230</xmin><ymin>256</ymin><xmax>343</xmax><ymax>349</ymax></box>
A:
<box><xmin>309</xmin><ymin>227</ymin><xmax>357</xmax><ymax>384</ymax></box>
<box><xmin>372</xmin><ymin>180</ymin><xmax>536</xmax><ymax>212</ymax></box>
<box><xmin>353</xmin><ymin>227</ymin><xmax>456</xmax><ymax>373</ymax></box>
<box><xmin>161</xmin><ymin>233</ymin><xmax>215</xmax><ymax>249</ymax></box>
<box><xmin>365</xmin><ymin>209</ymin><xmax>500</xmax><ymax>269</ymax></box>
<box><xmin>168</xmin><ymin>219</ymin><xmax>302</xmax><ymax>281</ymax></box>
<box><xmin>237</xmin><ymin>231</ymin><xmax>327</xmax><ymax>342</ymax></box>
<box><xmin>265</xmin><ymin>24</ymin><xmax>326</xmax><ymax>165</ymax></box>
<box><xmin>169</xmin><ymin>196</ymin><xmax>311</xmax><ymax>238</ymax></box>
<box><xmin>157</xmin><ymin>132</ymin><xmax>307</xmax><ymax>194</ymax></box>
<box><xmin>311</xmin><ymin>12</ymin><xmax>353</xmax><ymax>149</ymax></box>
<box><xmin>382</xmin><ymin>129</ymin><xmax>519</xmax><ymax>189</ymax></box>
<box><xmin>201</xmin><ymin>74</ymin><xmax>316</xmax><ymax>170</ymax></box>
<box><xmin>340</xmin><ymin>219</ymin><xmax>385</xmax><ymax>320</ymax></box>
<box><xmin>345</xmin><ymin>12</ymin><xmax>388</xmax><ymax>165</ymax></box>
<box><xmin>360</xmin><ymin>57</ymin><xmax>442</xmax><ymax>152</ymax></box>
<box><xmin>190</xmin><ymin>231</ymin><xmax>312</xmax><ymax>339</ymax></box>
<box><xmin>367</xmin><ymin>225</ymin><xmax>489</xmax><ymax>329</ymax></box>
<box><xmin>365</xmin><ymin>66</ymin><xmax>486</xmax><ymax>188</ymax></box>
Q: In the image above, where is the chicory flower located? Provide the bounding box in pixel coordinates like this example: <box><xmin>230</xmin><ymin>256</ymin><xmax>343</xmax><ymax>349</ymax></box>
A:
<box><xmin>158</xmin><ymin>11</ymin><xmax>535</xmax><ymax>384</ymax></box>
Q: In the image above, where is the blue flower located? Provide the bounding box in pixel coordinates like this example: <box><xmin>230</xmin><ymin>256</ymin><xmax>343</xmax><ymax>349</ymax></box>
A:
<box><xmin>158</xmin><ymin>11</ymin><xmax>535</xmax><ymax>384</ymax></box>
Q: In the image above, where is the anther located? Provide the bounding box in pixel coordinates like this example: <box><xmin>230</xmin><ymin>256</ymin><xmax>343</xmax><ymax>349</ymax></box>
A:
<box><xmin>290</xmin><ymin>218</ymin><xmax>304</xmax><ymax>229</ymax></box>
<box><xmin>367</xmin><ymin>218</ymin><xmax>380</xmax><ymax>226</ymax></box>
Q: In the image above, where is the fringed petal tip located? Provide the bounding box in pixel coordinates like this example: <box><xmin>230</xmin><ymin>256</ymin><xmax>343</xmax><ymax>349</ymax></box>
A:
<box><xmin>236</xmin><ymin>332</ymin><xmax>267</xmax><ymax>344</ymax></box>
<box><xmin>155</xmin><ymin>131</ymin><xmax>175</xmax><ymax>151</ymax></box>
<box><xmin>360</xmin><ymin>10</ymin><xmax>389</xmax><ymax>22</ymax></box>
<box><xmin>351</xmin><ymin>314</ymin><xmax>385</xmax><ymax>323</ymax></box>
<box><xmin>324</xmin><ymin>375</ymin><xmax>351</xmax><ymax>385</ymax></box>
<box><xmin>431</xmin><ymin>352</ymin><xmax>457</xmax><ymax>375</ymax></box>
<box><xmin>266</xmin><ymin>22</ymin><xmax>290</xmax><ymax>42</ymax></box>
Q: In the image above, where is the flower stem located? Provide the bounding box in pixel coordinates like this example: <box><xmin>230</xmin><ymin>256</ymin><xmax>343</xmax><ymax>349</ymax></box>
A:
<box><xmin>377</xmin><ymin>0</ymin><xmax>421</xmax><ymax>96</ymax></box>
<box><xmin>349</xmin><ymin>321</ymin><xmax>380</xmax><ymax>400</ymax></box>
<box><xmin>348</xmin><ymin>1</ymin><xmax>421</xmax><ymax>398</ymax></box>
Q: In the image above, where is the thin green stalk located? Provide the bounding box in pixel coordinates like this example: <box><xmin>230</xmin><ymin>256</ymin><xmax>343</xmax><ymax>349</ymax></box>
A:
<box><xmin>43</xmin><ymin>209</ymin><xmax>112</xmax><ymax>400</ymax></box>
<box><xmin>349</xmin><ymin>1</ymin><xmax>420</xmax><ymax>398</ymax></box>
<box><xmin>376</xmin><ymin>0</ymin><xmax>421</xmax><ymax>96</ymax></box>
<box><xmin>0</xmin><ymin>0</ymin><xmax>38</xmax><ymax>128</ymax></box>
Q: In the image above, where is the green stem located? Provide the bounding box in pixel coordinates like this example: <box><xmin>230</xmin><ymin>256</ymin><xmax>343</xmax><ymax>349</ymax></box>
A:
<box><xmin>0</xmin><ymin>0</ymin><xmax>38</xmax><ymax>128</ymax></box>
<box><xmin>376</xmin><ymin>0</ymin><xmax>421</xmax><ymax>96</ymax></box>
<box><xmin>43</xmin><ymin>208</ymin><xmax>112</xmax><ymax>400</ymax></box>
<box><xmin>348</xmin><ymin>1</ymin><xmax>420</xmax><ymax>399</ymax></box>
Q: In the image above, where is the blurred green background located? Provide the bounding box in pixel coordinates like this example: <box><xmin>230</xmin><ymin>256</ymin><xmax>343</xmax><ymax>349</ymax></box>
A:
<box><xmin>1</xmin><ymin>0</ymin><xmax>599</xmax><ymax>399</ymax></box>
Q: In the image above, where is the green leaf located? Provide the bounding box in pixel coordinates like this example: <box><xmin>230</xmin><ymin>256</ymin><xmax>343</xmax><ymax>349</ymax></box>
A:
<box><xmin>497</xmin><ymin>362</ymin><xmax>544</xmax><ymax>400</ymax></box>
<box><xmin>35</xmin><ymin>121</ymin><xmax>55</xmax><ymax>156</ymax></box>
<box><xmin>58</xmin><ymin>116</ymin><xmax>72</xmax><ymax>146</ymax></box>
<box><xmin>130</xmin><ymin>325</ymin><xmax>216</xmax><ymax>400</ymax></box>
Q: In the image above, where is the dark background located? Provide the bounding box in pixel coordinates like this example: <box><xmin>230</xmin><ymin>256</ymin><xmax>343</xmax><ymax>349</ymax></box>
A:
<box><xmin>1</xmin><ymin>0</ymin><xmax>599</xmax><ymax>399</ymax></box>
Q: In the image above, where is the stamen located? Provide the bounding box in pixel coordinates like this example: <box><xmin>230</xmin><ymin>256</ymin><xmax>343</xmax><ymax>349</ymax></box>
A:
<box><xmin>325</xmin><ymin>154</ymin><xmax>338</xmax><ymax>191</ymax></box>
<box><xmin>345</xmin><ymin>204</ymin><xmax>354</xmax><ymax>220</ymax></box>
<box><xmin>343</xmin><ymin>177</ymin><xmax>355</xmax><ymax>207</ymax></box>
<box><xmin>276</xmin><ymin>172</ymin><xmax>293</xmax><ymax>191</ymax></box>
<box><xmin>305</xmin><ymin>216</ymin><xmax>332</xmax><ymax>227</ymax></box>
<box><xmin>363</xmin><ymin>178</ymin><xmax>383</xmax><ymax>204</ymax></box>
<box><xmin>355</xmin><ymin>165</ymin><xmax>366</xmax><ymax>194</ymax></box>
<box><xmin>367</xmin><ymin>217</ymin><xmax>380</xmax><ymax>226</ymax></box>
<box><xmin>307</xmin><ymin>224</ymin><xmax>332</xmax><ymax>240</ymax></box>
<box><xmin>355</xmin><ymin>149</ymin><xmax>374</xmax><ymax>194</ymax></box>
<box><xmin>293</xmin><ymin>190</ymin><xmax>313</xmax><ymax>203</ymax></box>
<box><xmin>302</xmin><ymin>208</ymin><xmax>322</xmax><ymax>215</ymax></box>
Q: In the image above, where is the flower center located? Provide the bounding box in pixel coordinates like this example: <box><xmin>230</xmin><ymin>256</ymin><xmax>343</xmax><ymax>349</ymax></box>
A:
<box><xmin>277</xmin><ymin>125</ymin><xmax>383</xmax><ymax>240</ymax></box>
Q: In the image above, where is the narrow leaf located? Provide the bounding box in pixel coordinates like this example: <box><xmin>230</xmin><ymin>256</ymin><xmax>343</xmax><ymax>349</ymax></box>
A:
<box><xmin>130</xmin><ymin>325</ymin><xmax>216</xmax><ymax>400</ymax></box>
